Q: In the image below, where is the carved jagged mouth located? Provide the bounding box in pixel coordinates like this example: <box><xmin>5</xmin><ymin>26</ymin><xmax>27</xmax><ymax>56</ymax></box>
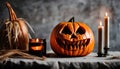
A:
<box><xmin>56</xmin><ymin>38</ymin><xmax>90</xmax><ymax>51</ymax></box>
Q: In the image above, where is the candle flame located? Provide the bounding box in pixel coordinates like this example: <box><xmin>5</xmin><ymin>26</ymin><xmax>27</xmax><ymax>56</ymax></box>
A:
<box><xmin>100</xmin><ymin>21</ymin><xmax>102</xmax><ymax>26</ymax></box>
<box><xmin>105</xmin><ymin>12</ymin><xmax>108</xmax><ymax>16</ymax></box>
<box><xmin>36</xmin><ymin>38</ymin><xmax>39</xmax><ymax>42</ymax></box>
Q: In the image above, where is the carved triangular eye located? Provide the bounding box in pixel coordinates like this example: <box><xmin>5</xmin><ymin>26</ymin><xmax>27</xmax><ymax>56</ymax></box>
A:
<box><xmin>76</xmin><ymin>27</ymin><xmax>85</xmax><ymax>34</ymax></box>
<box><xmin>61</xmin><ymin>26</ymin><xmax>72</xmax><ymax>34</ymax></box>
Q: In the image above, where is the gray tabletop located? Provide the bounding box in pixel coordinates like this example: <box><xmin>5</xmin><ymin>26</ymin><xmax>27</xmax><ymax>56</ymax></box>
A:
<box><xmin>0</xmin><ymin>51</ymin><xmax>120</xmax><ymax>69</ymax></box>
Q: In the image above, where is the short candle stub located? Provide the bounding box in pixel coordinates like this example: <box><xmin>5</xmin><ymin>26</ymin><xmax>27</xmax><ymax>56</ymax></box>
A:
<box><xmin>29</xmin><ymin>38</ymin><xmax>46</xmax><ymax>57</ymax></box>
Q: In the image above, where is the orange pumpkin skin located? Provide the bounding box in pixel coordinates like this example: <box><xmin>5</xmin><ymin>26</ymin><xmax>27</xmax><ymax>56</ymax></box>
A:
<box><xmin>50</xmin><ymin>22</ymin><xmax>95</xmax><ymax>57</ymax></box>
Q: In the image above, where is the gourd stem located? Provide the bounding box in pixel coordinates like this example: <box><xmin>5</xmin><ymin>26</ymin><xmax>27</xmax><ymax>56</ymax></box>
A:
<box><xmin>68</xmin><ymin>17</ymin><xmax>74</xmax><ymax>23</ymax></box>
<box><xmin>6</xmin><ymin>2</ymin><xmax>17</xmax><ymax>21</ymax></box>
<box><xmin>68</xmin><ymin>17</ymin><xmax>75</xmax><ymax>31</ymax></box>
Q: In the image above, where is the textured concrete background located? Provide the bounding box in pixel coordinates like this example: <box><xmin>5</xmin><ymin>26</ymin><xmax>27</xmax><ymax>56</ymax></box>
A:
<box><xmin>0</xmin><ymin>0</ymin><xmax>120</xmax><ymax>52</ymax></box>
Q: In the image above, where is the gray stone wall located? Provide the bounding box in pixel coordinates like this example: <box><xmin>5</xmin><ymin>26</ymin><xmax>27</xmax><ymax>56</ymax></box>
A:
<box><xmin>0</xmin><ymin>0</ymin><xmax>120</xmax><ymax>52</ymax></box>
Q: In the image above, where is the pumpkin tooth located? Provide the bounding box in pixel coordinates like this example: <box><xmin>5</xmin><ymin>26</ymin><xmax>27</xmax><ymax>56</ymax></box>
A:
<box><xmin>62</xmin><ymin>40</ymin><xmax>65</xmax><ymax>45</ymax></box>
<box><xmin>78</xmin><ymin>41</ymin><xmax>81</xmax><ymax>49</ymax></box>
<box><xmin>84</xmin><ymin>39</ymin><xmax>88</xmax><ymax>46</ymax></box>
<box><xmin>57</xmin><ymin>38</ymin><xmax>63</xmax><ymax>46</ymax></box>
<box><xmin>63</xmin><ymin>44</ymin><xmax>65</xmax><ymax>49</ymax></box>
<box><xmin>76</xmin><ymin>41</ymin><xmax>78</xmax><ymax>48</ymax></box>
<box><xmin>74</xmin><ymin>41</ymin><xmax>77</xmax><ymax>50</ymax></box>
<box><xmin>79</xmin><ymin>45</ymin><xmax>81</xmax><ymax>49</ymax></box>
<box><xmin>76</xmin><ymin>41</ymin><xmax>78</xmax><ymax>45</ymax></box>
<box><xmin>72</xmin><ymin>44</ymin><xmax>74</xmax><ymax>49</ymax></box>
<box><xmin>80</xmin><ymin>40</ymin><xmax>84</xmax><ymax>49</ymax></box>
<box><xmin>64</xmin><ymin>45</ymin><xmax>66</xmax><ymax>50</ymax></box>
<box><xmin>84</xmin><ymin>40</ymin><xmax>86</xmax><ymax>46</ymax></box>
<box><xmin>83</xmin><ymin>39</ymin><xmax>86</xmax><ymax>46</ymax></box>
<box><xmin>67</xmin><ymin>45</ymin><xmax>69</xmax><ymax>50</ymax></box>
<box><xmin>67</xmin><ymin>45</ymin><xmax>68</xmax><ymax>50</ymax></box>
<box><xmin>77</xmin><ymin>41</ymin><xmax>80</xmax><ymax>46</ymax></box>
<box><xmin>76</xmin><ymin>41</ymin><xmax>78</xmax><ymax>47</ymax></box>
<box><xmin>62</xmin><ymin>43</ymin><xmax>65</xmax><ymax>48</ymax></box>
<box><xmin>74</xmin><ymin>45</ymin><xmax>77</xmax><ymax>50</ymax></box>
<box><xmin>74</xmin><ymin>41</ymin><xmax>77</xmax><ymax>46</ymax></box>
<box><xmin>80</xmin><ymin>40</ymin><xmax>83</xmax><ymax>46</ymax></box>
<box><xmin>81</xmin><ymin>46</ymin><xmax>83</xmax><ymax>49</ymax></box>
<box><xmin>68</xmin><ymin>45</ymin><xmax>70</xmax><ymax>50</ymax></box>
<box><xmin>77</xmin><ymin>45</ymin><xmax>79</xmax><ymax>49</ymax></box>
<box><xmin>66</xmin><ymin>40</ymin><xmax>69</xmax><ymax>46</ymax></box>
<box><xmin>65</xmin><ymin>40</ymin><xmax>67</xmax><ymax>46</ymax></box>
<box><xmin>70</xmin><ymin>45</ymin><xmax>73</xmax><ymax>50</ymax></box>
<box><xmin>73</xmin><ymin>41</ymin><xmax>76</xmax><ymax>45</ymax></box>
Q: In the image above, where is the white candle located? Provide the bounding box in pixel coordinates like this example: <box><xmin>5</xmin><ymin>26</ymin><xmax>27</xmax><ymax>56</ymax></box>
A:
<box><xmin>98</xmin><ymin>21</ymin><xmax>104</xmax><ymax>55</ymax></box>
<box><xmin>104</xmin><ymin>12</ymin><xmax>110</xmax><ymax>48</ymax></box>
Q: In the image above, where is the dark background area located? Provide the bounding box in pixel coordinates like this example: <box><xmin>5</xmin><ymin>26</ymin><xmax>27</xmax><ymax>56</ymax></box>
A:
<box><xmin>0</xmin><ymin>0</ymin><xmax>120</xmax><ymax>52</ymax></box>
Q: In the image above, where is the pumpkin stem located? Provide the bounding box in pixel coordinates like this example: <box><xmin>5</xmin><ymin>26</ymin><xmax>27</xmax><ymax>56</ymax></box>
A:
<box><xmin>68</xmin><ymin>17</ymin><xmax>74</xmax><ymax>23</ymax></box>
<box><xmin>6</xmin><ymin>2</ymin><xmax>17</xmax><ymax>21</ymax></box>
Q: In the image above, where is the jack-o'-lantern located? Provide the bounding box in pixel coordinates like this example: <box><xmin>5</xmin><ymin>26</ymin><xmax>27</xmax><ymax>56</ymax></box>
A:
<box><xmin>0</xmin><ymin>2</ymin><xmax>29</xmax><ymax>50</ymax></box>
<box><xmin>50</xmin><ymin>17</ymin><xmax>94</xmax><ymax>57</ymax></box>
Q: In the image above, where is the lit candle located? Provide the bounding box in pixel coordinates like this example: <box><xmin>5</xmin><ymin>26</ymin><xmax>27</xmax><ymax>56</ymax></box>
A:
<box><xmin>104</xmin><ymin>12</ymin><xmax>110</xmax><ymax>49</ymax></box>
<box><xmin>98</xmin><ymin>21</ymin><xmax>104</xmax><ymax>57</ymax></box>
<box><xmin>29</xmin><ymin>38</ymin><xmax>46</xmax><ymax>56</ymax></box>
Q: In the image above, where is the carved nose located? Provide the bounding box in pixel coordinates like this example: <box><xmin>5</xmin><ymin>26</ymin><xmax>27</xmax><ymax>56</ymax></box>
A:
<box><xmin>71</xmin><ymin>34</ymin><xmax>77</xmax><ymax>38</ymax></box>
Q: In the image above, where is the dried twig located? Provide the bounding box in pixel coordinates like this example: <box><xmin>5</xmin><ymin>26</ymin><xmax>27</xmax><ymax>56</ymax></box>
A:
<box><xmin>15</xmin><ymin>50</ymin><xmax>46</xmax><ymax>60</ymax></box>
<box><xmin>0</xmin><ymin>50</ymin><xmax>17</xmax><ymax>60</ymax></box>
<box><xmin>0</xmin><ymin>49</ymin><xmax>46</xmax><ymax>61</ymax></box>
<box><xmin>109</xmin><ymin>56</ymin><xmax>120</xmax><ymax>59</ymax></box>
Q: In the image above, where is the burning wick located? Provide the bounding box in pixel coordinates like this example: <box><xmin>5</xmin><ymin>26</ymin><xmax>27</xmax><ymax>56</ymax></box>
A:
<box><xmin>36</xmin><ymin>38</ymin><xmax>39</xmax><ymax>42</ymax></box>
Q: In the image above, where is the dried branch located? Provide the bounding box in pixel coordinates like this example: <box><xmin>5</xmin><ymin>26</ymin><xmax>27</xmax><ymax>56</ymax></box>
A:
<box><xmin>0</xmin><ymin>49</ymin><xmax>46</xmax><ymax>61</ymax></box>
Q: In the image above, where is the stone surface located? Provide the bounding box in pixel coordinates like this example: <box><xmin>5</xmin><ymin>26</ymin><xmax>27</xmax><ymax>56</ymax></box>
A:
<box><xmin>0</xmin><ymin>0</ymin><xmax>120</xmax><ymax>52</ymax></box>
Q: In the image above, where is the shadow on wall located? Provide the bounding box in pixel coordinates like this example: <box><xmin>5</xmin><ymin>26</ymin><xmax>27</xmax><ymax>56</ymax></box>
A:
<box><xmin>0</xmin><ymin>0</ymin><xmax>120</xmax><ymax>52</ymax></box>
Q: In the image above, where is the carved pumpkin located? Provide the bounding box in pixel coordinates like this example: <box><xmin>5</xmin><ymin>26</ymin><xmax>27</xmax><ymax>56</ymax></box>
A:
<box><xmin>0</xmin><ymin>2</ymin><xmax>29</xmax><ymax>50</ymax></box>
<box><xmin>50</xmin><ymin>17</ymin><xmax>94</xmax><ymax>57</ymax></box>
